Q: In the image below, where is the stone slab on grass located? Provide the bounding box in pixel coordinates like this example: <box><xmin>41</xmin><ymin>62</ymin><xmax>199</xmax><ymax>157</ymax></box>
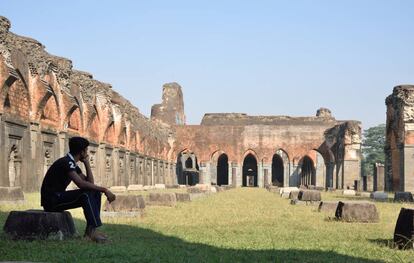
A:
<box><xmin>148</xmin><ymin>193</ymin><xmax>177</xmax><ymax>207</ymax></box>
<box><xmin>3</xmin><ymin>210</ymin><xmax>76</xmax><ymax>240</ymax></box>
<box><xmin>0</xmin><ymin>187</ymin><xmax>24</xmax><ymax>201</ymax></box>
<box><xmin>101</xmin><ymin>211</ymin><xmax>144</xmax><ymax>218</ymax></box>
<box><xmin>266</xmin><ymin>186</ymin><xmax>279</xmax><ymax>193</ymax></box>
<box><xmin>370</xmin><ymin>191</ymin><xmax>388</xmax><ymax>202</ymax></box>
<box><xmin>359</xmin><ymin>192</ymin><xmax>371</xmax><ymax>198</ymax></box>
<box><xmin>318</xmin><ymin>201</ymin><xmax>339</xmax><ymax>213</ymax></box>
<box><xmin>279</xmin><ymin>187</ymin><xmax>299</xmax><ymax>196</ymax></box>
<box><xmin>290</xmin><ymin>199</ymin><xmax>319</xmax><ymax>206</ymax></box>
<box><xmin>394</xmin><ymin>207</ymin><xmax>414</xmax><ymax>249</ymax></box>
<box><xmin>394</xmin><ymin>192</ymin><xmax>414</xmax><ymax>203</ymax></box>
<box><xmin>175</xmin><ymin>193</ymin><xmax>191</xmax><ymax>202</ymax></box>
<box><xmin>298</xmin><ymin>190</ymin><xmax>321</xmax><ymax>202</ymax></box>
<box><xmin>110</xmin><ymin>186</ymin><xmax>127</xmax><ymax>193</ymax></box>
<box><xmin>343</xmin><ymin>190</ymin><xmax>356</xmax><ymax>196</ymax></box>
<box><xmin>154</xmin><ymin>184</ymin><xmax>166</xmax><ymax>190</ymax></box>
<box><xmin>127</xmin><ymin>184</ymin><xmax>144</xmax><ymax>191</ymax></box>
<box><xmin>335</xmin><ymin>201</ymin><xmax>379</xmax><ymax>223</ymax></box>
<box><xmin>103</xmin><ymin>195</ymin><xmax>145</xmax><ymax>212</ymax></box>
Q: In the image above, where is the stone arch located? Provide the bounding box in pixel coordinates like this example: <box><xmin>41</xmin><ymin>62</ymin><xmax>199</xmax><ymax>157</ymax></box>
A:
<box><xmin>299</xmin><ymin>155</ymin><xmax>316</xmax><ymax>186</ymax></box>
<box><xmin>242</xmin><ymin>152</ymin><xmax>258</xmax><ymax>187</ymax></box>
<box><xmin>37</xmin><ymin>85</ymin><xmax>60</xmax><ymax>128</ymax></box>
<box><xmin>87</xmin><ymin>105</ymin><xmax>101</xmax><ymax>141</ymax></box>
<box><xmin>2</xmin><ymin>70</ymin><xmax>31</xmax><ymax>120</ymax></box>
<box><xmin>271</xmin><ymin>148</ymin><xmax>290</xmax><ymax>187</ymax></box>
<box><xmin>217</xmin><ymin>153</ymin><xmax>229</xmax><ymax>186</ymax></box>
<box><xmin>176</xmin><ymin>149</ymin><xmax>199</xmax><ymax>185</ymax></box>
<box><xmin>66</xmin><ymin>105</ymin><xmax>82</xmax><ymax>132</ymax></box>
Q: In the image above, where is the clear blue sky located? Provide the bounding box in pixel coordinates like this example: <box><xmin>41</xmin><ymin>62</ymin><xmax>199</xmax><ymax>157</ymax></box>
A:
<box><xmin>2</xmin><ymin>0</ymin><xmax>414</xmax><ymax>128</ymax></box>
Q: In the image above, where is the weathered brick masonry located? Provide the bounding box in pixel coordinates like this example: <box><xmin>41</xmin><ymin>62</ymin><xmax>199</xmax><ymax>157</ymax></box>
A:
<box><xmin>0</xmin><ymin>16</ymin><xmax>362</xmax><ymax>192</ymax></box>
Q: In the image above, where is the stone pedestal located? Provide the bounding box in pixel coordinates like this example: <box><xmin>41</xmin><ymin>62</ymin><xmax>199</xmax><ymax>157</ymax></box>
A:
<box><xmin>103</xmin><ymin>195</ymin><xmax>145</xmax><ymax>212</ymax></box>
<box><xmin>298</xmin><ymin>190</ymin><xmax>321</xmax><ymax>202</ymax></box>
<box><xmin>394</xmin><ymin>192</ymin><xmax>414</xmax><ymax>203</ymax></box>
<box><xmin>3</xmin><ymin>210</ymin><xmax>76</xmax><ymax>240</ymax></box>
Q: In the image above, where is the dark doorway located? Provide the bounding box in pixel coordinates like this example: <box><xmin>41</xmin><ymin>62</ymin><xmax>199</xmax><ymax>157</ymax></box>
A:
<box><xmin>242</xmin><ymin>154</ymin><xmax>258</xmax><ymax>187</ymax></box>
<box><xmin>185</xmin><ymin>157</ymin><xmax>193</xmax><ymax>169</ymax></box>
<box><xmin>272</xmin><ymin>154</ymin><xmax>284</xmax><ymax>186</ymax></box>
<box><xmin>301</xmin><ymin>156</ymin><xmax>315</xmax><ymax>186</ymax></box>
<box><xmin>217</xmin><ymin>154</ymin><xmax>229</xmax><ymax>185</ymax></box>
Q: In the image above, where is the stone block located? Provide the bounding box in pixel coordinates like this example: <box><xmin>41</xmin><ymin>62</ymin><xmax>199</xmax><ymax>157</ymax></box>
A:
<box><xmin>187</xmin><ymin>187</ymin><xmax>204</xmax><ymax>193</ymax></box>
<box><xmin>127</xmin><ymin>184</ymin><xmax>144</xmax><ymax>191</ymax></box>
<box><xmin>3</xmin><ymin>210</ymin><xmax>76</xmax><ymax>240</ymax></box>
<box><xmin>195</xmin><ymin>184</ymin><xmax>212</xmax><ymax>192</ymax></box>
<box><xmin>281</xmin><ymin>192</ymin><xmax>290</xmax><ymax>198</ymax></box>
<box><xmin>148</xmin><ymin>193</ymin><xmax>177</xmax><ymax>206</ymax></box>
<box><xmin>222</xmin><ymin>185</ymin><xmax>234</xmax><ymax>191</ymax></box>
<box><xmin>298</xmin><ymin>190</ymin><xmax>321</xmax><ymax>202</ymax></box>
<box><xmin>175</xmin><ymin>193</ymin><xmax>191</xmax><ymax>202</ymax></box>
<box><xmin>210</xmin><ymin>186</ymin><xmax>217</xmax><ymax>193</ymax></box>
<box><xmin>335</xmin><ymin>201</ymin><xmax>379</xmax><ymax>223</ymax></box>
<box><xmin>394</xmin><ymin>192</ymin><xmax>414</xmax><ymax>203</ymax></box>
<box><xmin>154</xmin><ymin>184</ymin><xmax>166</xmax><ymax>190</ymax></box>
<box><xmin>394</xmin><ymin>208</ymin><xmax>414</xmax><ymax>249</ymax></box>
<box><xmin>0</xmin><ymin>187</ymin><xmax>24</xmax><ymax>202</ymax></box>
<box><xmin>166</xmin><ymin>184</ymin><xmax>180</xmax><ymax>189</ymax></box>
<box><xmin>279</xmin><ymin>187</ymin><xmax>299</xmax><ymax>195</ymax></box>
<box><xmin>343</xmin><ymin>190</ymin><xmax>356</xmax><ymax>196</ymax></box>
<box><xmin>266</xmin><ymin>186</ymin><xmax>279</xmax><ymax>193</ymax></box>
<box><xmin>289</xmin><ymin>191</ymin><xmax>299</xmax><ymax>200</ymax></box>
<box><xmin>178</xmin><ymin>185</ymin><xmax>187</xmax><ymax>189</ymax></box>
<box><xmin>110</xmin><ymin>186</ymin><xmax>127</xmax><ymax>193</ymax></box>
<box><xmin>359</xmin><ymin>192</ymin><xmax>371</xmax><ymax>198</ymax></box>
<box><xmin>318</xmin><ymin>201</ymin><xmax>339</xmax><ymax>213</ymax></box>
<box><xmin>189</xmin><ymin>192</ymin><xmax>207</xmax><ymax>201</ymax></box>
<box><xmin>370</xmin><ymin>191</ymin><xmax>388</xmax><ymax>202</ymax></box>
<box><xmin>103</xmin><ymin>195</ymin><xmax>145</xmax><ymax>212</ymax></box>
<box><xmin>290</xmin><ymin>199</ymin><xmax>319</xmax><ymax>206</ymax></box>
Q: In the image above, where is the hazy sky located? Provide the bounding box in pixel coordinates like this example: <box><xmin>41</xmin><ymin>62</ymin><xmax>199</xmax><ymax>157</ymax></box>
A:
<box><xmin>2</xmin><ymin>1</ymin><xmax>414</xmax><ymax>129</ymax></box>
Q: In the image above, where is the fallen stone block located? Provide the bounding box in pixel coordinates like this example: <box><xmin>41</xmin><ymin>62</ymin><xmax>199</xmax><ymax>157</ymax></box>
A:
<box><xmin>370</xmin><ymin>191</ymin><xmax>388</xmax><ymax>202</ymax></box>
<box><xmin>175</xmin><ymin>193</ymin><xmax>191</xmax><ymax>202</ymax></box>
<box><xmin>148</xmin><ymin>193</ymin><xmax>177</xmax><ymax>206</ymax></box>
<box><xmin>222</xmin><ymin>185</ymin><xmax>234</xmax><ymax>191</ymax></box>
<box><xmin>195</xmin><ymin>184</ymin><xmax>212</xmax><ymax>192</ymax></box>
<box><xmin>281</xmin><ymin>192</ymin><xmax>290</xmax><ymax>198</ymax></box>
<box><xmin>318</xmin><ymin>201</ymin><xmax>339</xmax><ymax>213</ymax></box>
<box><xmin>279</xmin><ymin>187</ymin><xmax>299</xmax><ymax>196</ymax></box>
<box><xmin>343</xmin><ymin>190</ymin><xmax>356</xmax><ymax>196</ymax></box>
<box><xmin>291</xmin><ymin>199</ymin><xmax>320</xmax><ymax>206</ymax></box>
<box><xmin>394</xmin><ymin>207</ymin><xmax>414</xmax><ymax>249</ymax></box>
<box><xmin>289</xmin><ymin>191</ymin><xmax>299</xmax><ymax>200</ymax></box>
<box><xmin>213</xmin><ymin>186</ymin><xmax>225</xmax><ymax>192</ymax></box>
<box><xmin>103</xmin><ymin>195</ymin><xmax>145</xmax><ymax>212</ymax></box>
<box><xmin>178</xmin><ymin>185</ymin><xmax>187</xmax><ymax>189</ymax></box>
<box><xmin>101</xmin><ymin>211</ymin><xmax>144</xmax><ymax>218</ymax></box>
<box><xmin>188</xmin><ymin>192</ymin><xmax>207</xmax><ymax>200</ymax></box>
<box><xmin>166</xmin><ymin>184</ymin><xmax>180</xmax><ymax>189</ymax></box>
<box><xmin>154</xmin><ymin>184</ymin><xmax>166</xmax><ymax>190</ymax></box>
<box><xmin>127</xmin><ymin>184</ymin><xmax>144</xmax><ymax>191</ymax></box>
<box><xmin>110</xmin><ymin>186</ymin><xmax>127</xmax><ymax>193</ymax></box>
<box><xmin>3</xmin><ymin>210</ymin><xmax>76</xmax><ymax>240</ymax></box>
<box><xmin>187</xmin><ymin>187</ymin><xmax>204</xmax><ymax>194</ymax></box>
<box><xmin>394</xmin><ymin>192</ymin><xmax>414</xmax><ymax>203</ymax></box>
<box><xmin>359</xmin><ymin>192</ymin><xmax>371</xmax><ymax>198</ymax></box>
<box><xmin>0</xmin><ymin>187</ymin><xmax>24</xmax><ymax>202</ymax></box>
<box><xmin>298</xmin><ymin>190</ymin><xmax>321</xmax><ymax>202</ymax></box>
<box><xmin>335</xmin><ymin>201</ymin><xmax>379</xmax><ymax>223</ymax></box>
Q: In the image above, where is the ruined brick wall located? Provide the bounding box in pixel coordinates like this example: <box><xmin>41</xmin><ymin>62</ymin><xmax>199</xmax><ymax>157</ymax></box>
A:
<box><xmin>0</xmin><ymin>16</ymin><xmax>175</xmax><ymax>191</ymax></box>
<box><xmin>151</xmin><ymin>82</ymin><xmax>185</xmax><ymax>125</ymax></box>
<box><xmin>385</xmin><ymin>85</ymin><xmax>414</xmax><ymax>192</ymax></box>
<box><xmin>174</xmin><ymin>113</ymin><xmax>361</xmax><ymax>189</ymax></box>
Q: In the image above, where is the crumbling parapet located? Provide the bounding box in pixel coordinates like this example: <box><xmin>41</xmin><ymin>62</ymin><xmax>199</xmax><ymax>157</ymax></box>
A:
<box><xmin>151</xmin><ymin>82</ymin><xmax>186</xmax><ymax>126</ymax></box>
<box><xmin>385</xmin><ymin>85</ymin><xmax>414</xmax><ymax>192</ymax></box>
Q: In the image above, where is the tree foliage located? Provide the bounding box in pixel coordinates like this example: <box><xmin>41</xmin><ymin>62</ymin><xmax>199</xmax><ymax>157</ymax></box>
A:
<box><xmin>361</xmin><ymin>124</ymin><xmax>385</xmax><ymax>176</ymax></box>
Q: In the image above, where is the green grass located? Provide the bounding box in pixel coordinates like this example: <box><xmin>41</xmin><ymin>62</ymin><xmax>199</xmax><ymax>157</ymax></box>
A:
<box><xmin>1</xmin><ymin>188</ymin><xmax>414</xmax><ymax>262</ymax></box>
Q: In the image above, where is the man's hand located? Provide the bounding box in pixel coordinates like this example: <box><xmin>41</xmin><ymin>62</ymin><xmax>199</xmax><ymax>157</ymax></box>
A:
<box><xmin>81</xmin><ymin>154</ymin><xmax>90</xmax><ymax>165</ymax></box>
<box><xmin>104</xmin><ymin>189</ymin><xmax>116</xmax><ymax>203</ymax></box>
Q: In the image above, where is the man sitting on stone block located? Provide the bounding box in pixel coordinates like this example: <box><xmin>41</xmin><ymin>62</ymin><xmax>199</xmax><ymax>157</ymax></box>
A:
<box><xmin>41</xmin><ymin>137</ymin><xmax>116</xmax><ymax>242</ymax></box>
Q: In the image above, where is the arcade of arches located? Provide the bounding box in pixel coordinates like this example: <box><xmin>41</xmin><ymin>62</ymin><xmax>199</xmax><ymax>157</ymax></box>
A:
<box><xmin>0</xmin><ymin>16</ymin><xmax>363</xmax><ymax>192</ymax></box>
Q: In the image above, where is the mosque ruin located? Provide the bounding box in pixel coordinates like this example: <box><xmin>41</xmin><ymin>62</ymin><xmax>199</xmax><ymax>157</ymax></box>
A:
<box><xmin>0</xmin><ymin>16</ymin><xmax>363</xmax><ymax>194</ymax></box>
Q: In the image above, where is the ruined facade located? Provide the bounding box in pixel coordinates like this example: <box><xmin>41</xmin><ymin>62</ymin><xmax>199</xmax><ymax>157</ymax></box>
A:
<box><xmin>385</xmin><ymin>86</ymin><xmax>414</xmax><ymax>192</ymax></box>
<box><xmin>0</xmin><ymin>16</ymin><xmax>362</xmax><ymax>192</ymax></box>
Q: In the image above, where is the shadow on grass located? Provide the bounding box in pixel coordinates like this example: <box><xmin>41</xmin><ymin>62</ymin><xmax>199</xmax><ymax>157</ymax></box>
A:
<box><xmin>0</xmin><ymin>210</ymin><xmax>384</xmax><ymax>263</ymax></box>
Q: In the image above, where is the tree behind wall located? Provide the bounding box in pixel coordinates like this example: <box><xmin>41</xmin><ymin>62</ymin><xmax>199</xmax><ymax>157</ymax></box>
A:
<box><xmin>361</xmin><ymin>124</ymin><xmax>386</xmax><ymax>176</ymax></box>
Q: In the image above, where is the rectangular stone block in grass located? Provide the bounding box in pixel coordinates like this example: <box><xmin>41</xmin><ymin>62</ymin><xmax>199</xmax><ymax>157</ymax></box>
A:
<box><xmin>335</xmin><ymin>201</ymin><xmax>379</xmax><ymax>223</ymax></box>
<box><xmin>394</xmin><ymin>207</ymin><xmax>414</xmax><ymax>249</ymax></box>
<box><xmin>148</xmin><ymin>193</ymin><xmax>177</xmax><ymax>207</ymax></box>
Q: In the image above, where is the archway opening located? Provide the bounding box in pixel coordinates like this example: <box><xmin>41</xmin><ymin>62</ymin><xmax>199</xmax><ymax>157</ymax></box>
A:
<box><xmin>272</xmin><ymin>154</ymin><xmax>284</xmax><ymax>186</ymax></box>
<box><xmin>217</xmin><ymin>154</ymin><xmax>229</xmax><ymax>186</ymax></box>
<box><xmin>185</xmin><ymin>157</ymin><xmax>193</xmax><ymax>169</ymax></box>
<box><xmin>242</xmin><ymin>154</ymin><xmax>257</xmax><ymax>187</ymax></box>
<box><xmin>301</xmin><ymin>156</ymin><xmax>315</xmax><ymax>186</ymax></box>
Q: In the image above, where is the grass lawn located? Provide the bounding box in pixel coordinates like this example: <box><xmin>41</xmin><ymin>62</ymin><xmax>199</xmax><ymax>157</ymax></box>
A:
<box><xmin>1</xmin><ymin>188</ymin><xmax>414</xmax><ymax>263</ymax></box>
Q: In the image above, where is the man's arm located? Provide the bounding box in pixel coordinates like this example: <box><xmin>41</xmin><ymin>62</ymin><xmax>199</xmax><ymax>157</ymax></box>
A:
<box><xmin>82</xmin><ymin>157</ymin><xmax>94</xmax><ymax>184</ymax></box>
<box><xmin>68</xmin><ymin>171</ymin><xmax>116</xmax><ymax>202</ymax></box>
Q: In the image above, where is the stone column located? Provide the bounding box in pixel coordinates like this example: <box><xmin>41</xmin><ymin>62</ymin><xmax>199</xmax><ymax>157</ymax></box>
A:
<box><xmin>257</xmin><ymin>162</ymin><xmax>263</xmax><ymax>188</ymax></box>
<box><xmin>325</xmin><ymin>162</ymin><xmax>334</xmax><ymax>188</ymax></box>
<box><xmin>262</xmin><ymin>163</ymin><xmax>271</xmax><ymax>187</ymax></box>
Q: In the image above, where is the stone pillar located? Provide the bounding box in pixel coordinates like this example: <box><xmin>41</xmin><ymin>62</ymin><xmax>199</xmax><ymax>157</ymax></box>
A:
<box><xmin>290</xmin><ymin>162</ymin><xmax>300</xmax><ymax>187</ymax></box>
<box><xmin>257</xmin><ymin>162</ymin><xmax>263</xmax><ymax>188</ymax></box>
<box><xmin>315</xmin><ymin>153</ymin><xmax>325</xmax><ymax>188</ymax></box>
<box><xmin>199</xmin><ymin>162</ymin><xmax>206</xmax><ymax>184</ymax></box>
<box><xmin>325</xmin><ymin>162</ymin><xmax>334</xmax><ymax>188</ymax></box>
<box><xmin>284</xmin><ymin>162</ymin><xmax>290</xmax><ymax>187</ymax></box>
<box><xmin>262</xmin><ymin>163</ymin><xmax>271</xmax><ymax>187</ymax></box>
<box><xmin>112</xmin><ymin>148</ymin><xmax>120</xmax><ymax>186</ymax></box>
<box><xmin>151</xmin><ymin>159</ymin><xmax>154</xmax><ymax>186</ymax></box>
<box><xmin>373</xmin><ymin>163</ymin><xmax>385</xmax><ymax>191</ymax></box>
<box><xmin>231</xmin><ymin>162</ymin><xmax>241</xmax><ymax>187</ymax></box>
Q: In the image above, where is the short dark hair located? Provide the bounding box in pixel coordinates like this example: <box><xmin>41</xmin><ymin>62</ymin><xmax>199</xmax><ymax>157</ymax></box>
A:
<box><xmin>69</xmin><ymin>137</ymin><xmax>89</xmax><ymax>155</ymax></box>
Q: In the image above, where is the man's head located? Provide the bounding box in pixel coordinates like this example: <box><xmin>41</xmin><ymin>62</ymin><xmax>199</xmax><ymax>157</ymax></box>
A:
<box><xmin>69</xmin><ymin>137</ymin><xmax>89</xmax><ymax>159</ymax></box>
